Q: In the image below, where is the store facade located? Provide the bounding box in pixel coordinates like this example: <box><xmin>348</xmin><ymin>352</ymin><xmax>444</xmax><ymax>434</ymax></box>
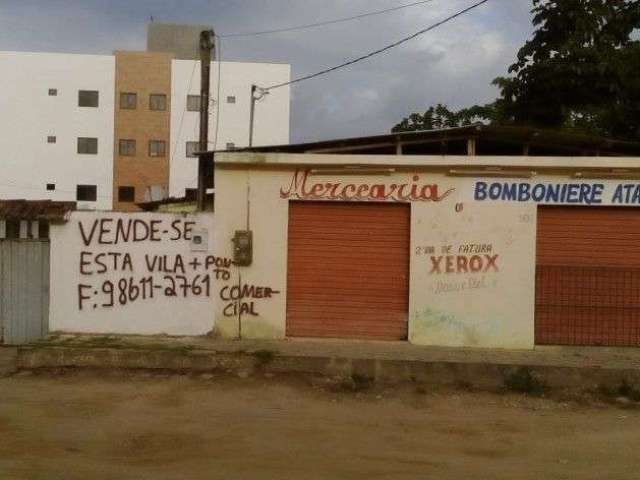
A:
<box><xmin>213</xmin><ymin>152</ymin><xmax>640</xmax><ymax>349</ymax></box>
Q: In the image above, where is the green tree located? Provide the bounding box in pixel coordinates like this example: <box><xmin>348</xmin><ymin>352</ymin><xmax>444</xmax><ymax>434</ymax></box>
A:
<box><xmin>393</xmin><ymin>0</ymin><xmax>640</xmax><ymax>140</ymax></box>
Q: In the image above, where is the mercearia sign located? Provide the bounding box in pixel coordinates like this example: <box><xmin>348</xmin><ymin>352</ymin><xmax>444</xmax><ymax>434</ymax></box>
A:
<box><xmin>280</xmin><ymin>169</ymin><xmax>455</xmax><ymax>202</ymax></box>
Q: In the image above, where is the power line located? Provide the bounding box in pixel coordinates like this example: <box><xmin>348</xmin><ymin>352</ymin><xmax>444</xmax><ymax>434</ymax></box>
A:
<box><xmin>218</xmin><ymin>0</ymin><xmax>437</xmax><ymax>38</ymax></box>
<box><xmin>263</xmin><ymin>0</ymin><xmax>492</xmax><ymax>92</ymax></box>
<box><xmin>170</xmin><ymin>59</ymin><xmax>198</xmax><ymax>165</ymax></box>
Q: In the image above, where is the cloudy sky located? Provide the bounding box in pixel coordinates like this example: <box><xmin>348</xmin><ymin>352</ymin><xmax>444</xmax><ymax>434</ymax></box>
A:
<box><xmin>0</xmin><ymin>0</ymin><xmax>534</xmax><ymax>143</ymax></box>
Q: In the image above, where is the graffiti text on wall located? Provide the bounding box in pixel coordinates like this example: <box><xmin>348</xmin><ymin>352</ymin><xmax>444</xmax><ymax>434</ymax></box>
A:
<box><xmin>475</xmin><ymin>181</ymin><xmax>640</xmax><ymax>205</ymax></box>
<box><xmin>220</xmin><ymin>284</ymin><xmax>281</xmax><ymax>318</ymax></box>
<box><xmin>280</xmin><ymin>169</ymin><xmax>455</xmax><ymax>202</ymax></box>
<box><xmin>76</xmin><ymin>217</ymin><xmax>233</xmax><ymax>311</ymax></box>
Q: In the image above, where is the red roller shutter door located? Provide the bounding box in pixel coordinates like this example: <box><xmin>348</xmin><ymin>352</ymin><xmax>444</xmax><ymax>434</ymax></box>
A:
<box><xmin>536</xmin><ymin>206</ymin><xmax>640</xmax><ymax>346</ymax></box>
<box><xmin>286</xmin><ymin>201</ymin><xmax>410</xmax><ymax>340</ymax></box>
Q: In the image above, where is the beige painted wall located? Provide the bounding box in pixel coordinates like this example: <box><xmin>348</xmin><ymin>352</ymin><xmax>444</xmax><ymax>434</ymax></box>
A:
<box><xmin>213</xmin><ymin>153</ymin><xmax>640</xmax><ymax>349</ymax></box>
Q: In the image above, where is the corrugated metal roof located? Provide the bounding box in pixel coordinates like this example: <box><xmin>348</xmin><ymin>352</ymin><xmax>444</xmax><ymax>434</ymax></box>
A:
<box><xmin>0</xmin><ymin>200</ymin><xmax>76</xmax><ymax>222</ymax></box>
<box><xmin>207</xmin><ymin>125</ymin><xmax>640</xmax><ymax>157</ymax></box>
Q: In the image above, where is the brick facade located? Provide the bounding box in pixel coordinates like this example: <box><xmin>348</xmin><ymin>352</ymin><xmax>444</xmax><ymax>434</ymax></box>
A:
<box><xmin>113</xmin><ymin>51</ymin><xmax>173</xmax><ymax>211</ymax></box>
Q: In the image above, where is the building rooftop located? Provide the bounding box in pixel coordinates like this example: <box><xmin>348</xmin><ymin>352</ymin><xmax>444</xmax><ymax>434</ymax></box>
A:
<box><xmin>0</xmin><ymin>200</ymin><xmax>76</xmax><ymax>222</ymax></box>
<box><xmin>222</xmin><ymin>125</ymin><xmax>640</xmax><ymax>157</ymax></box>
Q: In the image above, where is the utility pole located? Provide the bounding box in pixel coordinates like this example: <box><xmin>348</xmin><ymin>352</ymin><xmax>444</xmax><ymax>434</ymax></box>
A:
<box><xmin>198</xmin><ymin>29</ymin><xmax>215</xmax><ymax>211</ymax></box>
<box><xmin>249</xmin><ymin>85</ymin><xmax>268</xmax><ymax>148</ymax></box>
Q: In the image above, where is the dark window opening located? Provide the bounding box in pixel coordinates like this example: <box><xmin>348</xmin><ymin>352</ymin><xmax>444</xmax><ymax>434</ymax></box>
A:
<box><xmin>120</xmin><ymin>92</ymin><xmax>137</xmax><ymax>110</ymax></box>
<box><xmin>78</xmin><ymin>90</ymin><xmax>99</xmax><ymax>107</ymax></box>
<box><xmin>46</xmin><ymin>183</ymin><xmax>56</xmax><ymax>191</ymax></box>
<box><xmin>187</xmin><ymin>95</ymin><xmax>201</xmax><ymax>112</ymax></box>
<box><xmin>48</xmin><ymin>88</ymin><xmax>57</xmax><ymax>96</ymax></box>
<box><xmin>47</xmin><ymin>136</ymin><xmax>56</xmax><ymax>144</ymax></box>
<box><xmin>5</xmin><ymin>220</ymin><xmax>20</xmax><ymax>239</ymax></box>
<box><xmin>76</xmin><ymin>184</ymin><xmax>97</xmax><ymax>202</ymax></box>
<box><xmin>149</xmin><ymin>94</ymin><xmax>167</xmax><ymax>111</ymax></box>
<box><xmin>185</xmin><ymin>188</ymin><xmax>198</xmax><ymax>201</ymax></box>
<box><xmin>119</xmin><ymin>139</ymin><xmax>136</xmax><ymax>156</ymax></box>
<box><xmin>77</xmin><ymin>137</ymin><xmax>98</xmax><ymax>154</ymax></box>
<box><xmin>149</xmin><ymin>140</ymin><xmax>166</xmax><ymax>157</ymax></box>
<box><xmin>118</xmin><ymin>186</ymin><xmax>135</xmax><ymax>203</ymax></box>
<box><xmin>38</xmin><ymin>221</ymin><xmax>50</xmax><ymax>239</ymax></box>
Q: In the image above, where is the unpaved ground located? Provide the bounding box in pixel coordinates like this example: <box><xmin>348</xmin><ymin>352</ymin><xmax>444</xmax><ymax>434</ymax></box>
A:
<box><xmin>0</xmin><ymin>371</ymin><xmax>638</xmax><ymax>480</ymax></box>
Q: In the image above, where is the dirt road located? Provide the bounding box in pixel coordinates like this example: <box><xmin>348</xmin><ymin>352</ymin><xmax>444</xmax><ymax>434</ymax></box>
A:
<box><xmin>0</xmin><ymin>371</ymin><xmax>638</xmax><ymax>480</ymax></box>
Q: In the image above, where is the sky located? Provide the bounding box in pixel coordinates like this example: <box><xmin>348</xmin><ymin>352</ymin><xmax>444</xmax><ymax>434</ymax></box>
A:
<box><xmin>0</xmin><ymin>0</ymin><xmax>535</xmax><ymax>143</ymax></box>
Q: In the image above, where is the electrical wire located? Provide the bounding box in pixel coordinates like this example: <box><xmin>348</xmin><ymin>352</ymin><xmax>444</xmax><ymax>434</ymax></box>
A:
<box><xmin>170</xmin><ymin>59</ymin><xmax>198</xmax><ymax>165</ymax></box>
<box><xmin>263</xmin><ymin>0</ymin><xmax>491</xmax><ymax>92</ymax></box>
<box><xmin>218</xmin><ymin>0</ymin><xmax>437</xmax><ymax>38</ymax></box>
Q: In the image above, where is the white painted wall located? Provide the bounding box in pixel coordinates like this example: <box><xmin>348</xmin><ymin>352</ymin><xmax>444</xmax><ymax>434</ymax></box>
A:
<box><xmin>49</xmin><ymin>211</ymin><xmax>220</xmax><ymax>336</ymax></box>
<box><xmin>0</xmin><ymin>52</ymin><xmax>115</xmax><ymax>210</ymax></box>
<box><xmin>169</xmin><ymin>60</ymin><xmax>290</xmax><ymax>198</ymax></box>
<box><xmin>213</xmin><ymin>153</ymin><xmax>640</xmax><ymax>349</ymax></box>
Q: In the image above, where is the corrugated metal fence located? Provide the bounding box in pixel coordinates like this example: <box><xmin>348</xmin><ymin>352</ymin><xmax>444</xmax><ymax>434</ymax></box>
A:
<box><xmin>0</xmin><ymin>240</ymin><xmax>50</xmax><ymax>344</ymax></box>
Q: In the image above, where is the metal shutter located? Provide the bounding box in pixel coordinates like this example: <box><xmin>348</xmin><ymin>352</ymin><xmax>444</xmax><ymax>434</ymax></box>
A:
<box><xmin>286</xmin><ymin>201</ymin><xmax>410</xmax><ymax>340</ymax></box>
<box><xmin>536</xmin><ymin>206</ymin><xmax>640</xmax><ymax>346</ymax></box>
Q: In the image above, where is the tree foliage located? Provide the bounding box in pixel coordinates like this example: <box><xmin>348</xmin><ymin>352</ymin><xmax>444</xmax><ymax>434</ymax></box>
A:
<box><xmin>393</xmin><ymin>0</ymin><xmax>640</xmax><ymax>140</ymax></box>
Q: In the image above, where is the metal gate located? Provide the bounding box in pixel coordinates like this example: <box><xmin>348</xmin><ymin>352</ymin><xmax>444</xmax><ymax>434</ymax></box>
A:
<box><xmin>286</xmin><ymin>201</ymin><xmax>410</xmax><ymax>340</ymax></box>
<box><xmin>536</xmin><ymin>206</ymin><xmax>640</xmax><ymax>346</ymax></box>
<box><xmin>0</xmin><ymin>240</ymin><xmax>50</xmax><ymax>344</ymax></box>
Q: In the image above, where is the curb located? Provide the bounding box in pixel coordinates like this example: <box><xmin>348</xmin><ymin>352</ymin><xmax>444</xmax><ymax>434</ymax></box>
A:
<box><xmin>15</xmin><ymin>345</ymin><xmax>640</xmax><ymax>392</ymax></box>
<box><xmin>0</xmin><ymin>347</ymin><xmax>18</xmax><ymax>377</ymax></box>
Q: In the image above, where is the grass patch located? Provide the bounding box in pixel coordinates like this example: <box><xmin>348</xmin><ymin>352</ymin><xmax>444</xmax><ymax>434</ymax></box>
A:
<box><xmin>343</xmin><ymin>373</ymin><xmax>374</xmax><ymax>392</ymax></box>
<box><xmin>504</xmin><ymin>367</ymin><xmax>545</xmax><ymax>395</ymax></box>
<box><xmin>598</xmin><ymin>379</ymin><xmax>640</xmax><ymax>402</ymax></box>
<box><xmin>252</xmin><ymin>349</ymin><xmax>276</xmax><ymax>366</ymax></box>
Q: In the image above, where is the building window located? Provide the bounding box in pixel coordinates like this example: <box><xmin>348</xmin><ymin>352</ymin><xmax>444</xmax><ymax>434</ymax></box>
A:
<box><xmin>226</xmin><ymin>142</ymin><xmax>235</xmax><ymax>150</ymax></box>
<box><xmin>149</xmin><ymin>94</ymin><xmax>167</xmax><ymax>111</ymax></box>
<box><xmin>227</xmin><ymin>96</ymin><xmax>236</xmax><ymax>104</ymax></box>
<box><xmin>76</xmin><ymin>184</ymin><xmax>97</xmax><ymax>202</ymax></box>
<box><xmin>119</xmin><ymin>139</ymin><xmax>136</xmax><ymax>156</ymax></box>
<box><xmin>185</xmin><ymin>188</ymin><xmax>198</xmax><ymax>201</ymax></box>
<box><xmin>78</xmin><ymin>90</ymin><xmax>99</xmax><ymax>107</ymax></box>
<box><xmin>46</xmin><ymin>183</ymin><xmax>56</xmax><ymax>191</ymax></box>
<box><xmin>48</xmin><ymin>88</ymin><xmax>57</xmax><ymax>96</ymax></box>
<box><xmin>186</xmin><ymin>141</ymin><xmax>199</xmax><ymax>158</ymax></box>
<box><xmin>118</xmin><ymin>186</ymin><xmax>135</xmax><ymax>203</ymax></box>
<box><xmin>38</xmin><ymin>221</ymin><xmax>50</xmax><ymax>240</ymax></box>
<box><xmin>149</xmin><ymin>140</ymin><xmax>166</xmax><ymax>157</ymax></box>
<box><xmin>5</xmin><ymin>220</ymin><xmax>20</xmax><ymax>239</ymax></box>
<box><xmin>77</xmin><ymin>137</ymin><xmax>98</xmax><ymax>154</ymax></box>
<box><xmin>47</xmin><ymin>136</ymin><xmax>56</xmax><ymax>144</ymax></box>
<box><xmin>187</xmin><ymin>95</ymin><xmax>201</xmax><ymax>112</ymax></box>
<box><xmin>120</xmin><ymin>92</ymin><xmax>137</xmax><ymax>110</ymax></box>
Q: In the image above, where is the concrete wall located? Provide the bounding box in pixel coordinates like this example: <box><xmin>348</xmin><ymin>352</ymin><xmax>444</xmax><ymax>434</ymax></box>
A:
<box><xmin>213</xmin><ymin>153</ymin><xmax>640</xmax><ymax>349</ymax></box>
<box><xmin>0</xmin><ymin>52</ymin><xmax>115</xmax><ymax>210</ymax></box>
<box><xmin>169</xmin><ymin>60</ymin><xmax>290</xmax><ymax>198</ymax></box>
<box><xmin>49</xmin><ymin>211</ymin><xmax>219</xmax><ymax>336</ymax></box>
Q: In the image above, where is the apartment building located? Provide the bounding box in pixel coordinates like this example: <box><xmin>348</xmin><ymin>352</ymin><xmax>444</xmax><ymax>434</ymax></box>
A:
<box><xmin>0</xmin><ymin>24</ymin><xmax>291</xmax><ymax>211</ymax></box>
<box><xmin>0</xmin><ymin>52</ymin><xmax>116</xmax><ymax>210</ymax></box>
